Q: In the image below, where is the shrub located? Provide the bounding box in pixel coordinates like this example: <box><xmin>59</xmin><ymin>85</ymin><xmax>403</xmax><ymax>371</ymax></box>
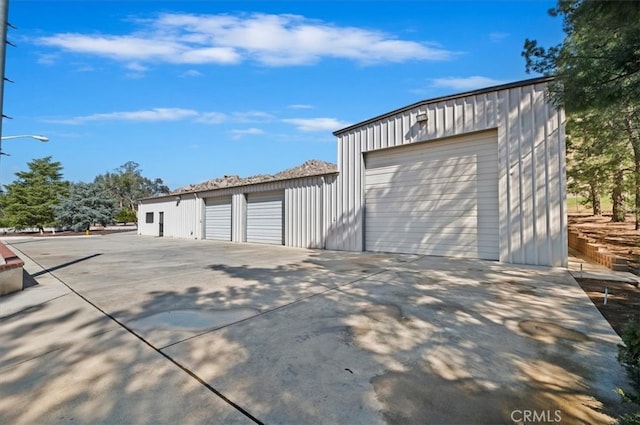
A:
<box><xmin>115</xmin><ymin>208</ymin><xmax>137</xmax><ymax>224</ymax></box>
<box><xmin>618</xmin><ymin>319</ymin><xmax>640</xmax><ymax>424</ymax></box>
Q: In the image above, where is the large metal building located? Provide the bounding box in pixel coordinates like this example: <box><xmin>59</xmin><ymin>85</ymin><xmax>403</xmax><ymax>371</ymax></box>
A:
<box><xmin>138</xmin><ymin>76</ymin><xmax>566</xmax><ymax>267</ymax></box>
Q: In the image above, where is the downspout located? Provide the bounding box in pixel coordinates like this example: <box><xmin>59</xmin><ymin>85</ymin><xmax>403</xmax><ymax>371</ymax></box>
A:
<box><xmin>320</xmin><ymin>176</ymin><xmax>325</xmax><ymax>249</ymax></box>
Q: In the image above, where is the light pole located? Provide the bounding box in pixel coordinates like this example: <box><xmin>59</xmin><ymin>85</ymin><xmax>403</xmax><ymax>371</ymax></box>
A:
<box><xmin>0</xmin><ymin>134</ymin><xmax>49</xmax><ymax>193</ymax></box>
<box><xmin>1</xmin><ymin>134</ymin><xmax>48</xmax><ymax>142</ymax></box>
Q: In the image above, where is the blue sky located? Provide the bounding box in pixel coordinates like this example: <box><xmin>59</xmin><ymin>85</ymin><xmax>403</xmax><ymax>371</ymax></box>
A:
<box><xmin>2</xmin><ymin>0</ymin><xmax>563</xmax><ymax>190</ymax></box>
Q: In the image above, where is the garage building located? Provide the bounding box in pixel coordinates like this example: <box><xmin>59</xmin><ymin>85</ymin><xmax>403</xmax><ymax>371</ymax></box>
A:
<box><xmin>139</xmin><ymin>76</ymin><xmax>566</xmax><ymax>267</ymax></box>
<box><xmin>138</xmin><ymin>160</ymin><xmax>338</xmax><ymax>249</ymax></box>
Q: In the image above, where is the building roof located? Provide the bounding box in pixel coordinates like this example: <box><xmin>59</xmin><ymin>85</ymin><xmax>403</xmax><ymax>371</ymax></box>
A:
<box><xmin>167</xmin><ymin>159</ymin><xmax>338</xmax><ymax>196</ymax></box>
<box><xmin>333</xmin><ymin>76</ymin><xmax>555</xmax><ymax>136</ymax></box>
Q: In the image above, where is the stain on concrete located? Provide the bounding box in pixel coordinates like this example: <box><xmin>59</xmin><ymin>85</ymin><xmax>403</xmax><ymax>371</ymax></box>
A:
<box><xmin>371</xmin><ymin>361</ymin><xmax>616</xmax><ymax>425</ymax></box>
<box><xmin>518</xmin><ymin>320</ymin><xmax>589</xmax><ymax>343</ymax></box>
<box><xmin>129</xmin><ymin>308</ymin><xmax>258</xmax><ymax>331</ymax></box>
<box><xmin>371</xmin><ymin>366</ymin><xmax>527</xmax><ymax>425</ymax></box>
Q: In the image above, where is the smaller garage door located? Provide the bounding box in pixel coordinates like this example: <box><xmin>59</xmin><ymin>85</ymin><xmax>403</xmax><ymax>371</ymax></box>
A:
<box><xmin>205</xmin><ymin>197</ymin><xmax>232</xmax><ymax>241</ymax></box>
<box><xmin>246</xmin><ymin>191</ymin><xmax>284</xmax><ymax>245</ymax></box>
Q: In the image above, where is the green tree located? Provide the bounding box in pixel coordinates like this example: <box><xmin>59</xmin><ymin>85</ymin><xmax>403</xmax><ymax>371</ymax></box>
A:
<box><xmin>0</xmin><ymin>157</ymin><xmax>69</xmax><ymax>231</ymax></box>
<box><xmin>523</xmin><ymin>1</ymin><xmax>640</xmax><ymax>112</ymax></box>
<box><xmin>567</xmin><ymin>110</ymin><xmax>633</xmax><ymax>220</ymax></box>
<box><xmin>55</xmin><ymin>182</ymin><xmax>117</xmax><ymax>232</ymax></box>
<box><xmin>114</xmin><ymin>208</ymin><xmax>137</xmax><ymax>224</ymax></box>
<box><xmin>95</xmin><ymin>161</ymin><xmax>169</xmax><ymax>216</ymax></box>
<box><xmin>523</xmin><ymin>0</ymin><xmax>640</xmax><ymax>227</ymax></box>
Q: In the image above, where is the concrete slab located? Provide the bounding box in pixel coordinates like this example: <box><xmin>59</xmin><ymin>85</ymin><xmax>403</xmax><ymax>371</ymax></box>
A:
<box><xmin>0</xmin><ymin>281</ymin><xmax>251</xmax><ymax>424</ymax></box>
<box><xmin>164</xmin><ymin>258</ymin><xmax>625</xmax><ymax>424</ymax></box>
<box><xmin>1</xmin><ymin>233</ymin><xmax>632</xmax><ymax>424</ymax></box>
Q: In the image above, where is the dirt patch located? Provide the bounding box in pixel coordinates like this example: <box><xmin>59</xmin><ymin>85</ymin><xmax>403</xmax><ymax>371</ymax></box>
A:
<box><xmin>575</xmin><ymin>278</ymin><xmax>640</xmax><ymax>337</ymax></box>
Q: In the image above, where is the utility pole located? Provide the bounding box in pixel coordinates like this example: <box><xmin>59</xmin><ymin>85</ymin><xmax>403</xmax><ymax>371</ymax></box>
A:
<box><xmin>0</xmin><ymin>0</ymin><xmax>8</xmax><ymax>141</ymax></box>
<box><xmin>0</xmin><ymin>0</ymin><xmax>9</xmax><ymax>192</ymax></box>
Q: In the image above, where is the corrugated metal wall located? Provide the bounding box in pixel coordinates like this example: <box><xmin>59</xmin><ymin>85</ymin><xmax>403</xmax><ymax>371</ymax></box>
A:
<box><xmin>140</xmin><ymin>175</ymin><xmax>339</xmax><ymax>249</ymax></box>
<box><xmin>285</xmin><ymin>177</ymin><xmax>323</xmax><ymax>248</ymax></box>
<box><xmin>328</xmin><ymin>80</ymin><xmax>567</xmax><ymax>267</ymax></box>
<box><xmin>137</xmin><ymin>195</ymin><xmax>201</xmax><ymax>239</ymax></box>
<box><xmin>232</xmin><ymin>193</ymin><xmax>246</xmax><ymax>242</ymax></box>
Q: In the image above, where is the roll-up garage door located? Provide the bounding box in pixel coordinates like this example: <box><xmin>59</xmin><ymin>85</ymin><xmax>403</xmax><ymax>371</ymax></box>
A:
<box><xmin>205</xmin><ymin>197</ymin><xmax>232</xmax><ymax>241</ymax></box>
<box><xmin>246</xmin><ymin>191</ymin><xmax>284</xmax><ymax>245</ymax></box>
<box><xmin>364</xmin><ymin>132</ymin><xmax>499</xmax><ymax>260</ymax></box>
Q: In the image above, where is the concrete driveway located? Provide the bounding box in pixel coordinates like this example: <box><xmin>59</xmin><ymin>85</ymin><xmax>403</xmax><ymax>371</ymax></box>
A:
<box><xmin>0</xmin><ymin>232</ymin><xmax>629</xmax><ymax>424</ymax></box>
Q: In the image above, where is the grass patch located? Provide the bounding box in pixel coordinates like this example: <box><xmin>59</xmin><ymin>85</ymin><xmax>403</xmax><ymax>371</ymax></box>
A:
<box><xmin>567</xmin><ymin>196</ymin><xmax>613</xmax><ymax>214</ymax></box>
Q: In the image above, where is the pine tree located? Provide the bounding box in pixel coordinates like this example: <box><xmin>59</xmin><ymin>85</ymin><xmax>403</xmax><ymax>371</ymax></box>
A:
<box><xmin>1</xmin><ymin>157</ymin><xmax>69</xmax><ymax>231</ymax></box>
<box><xmin>523</xmin><ymin>0</ymin><xmax>640</xmax><ymax>227</ymax></box>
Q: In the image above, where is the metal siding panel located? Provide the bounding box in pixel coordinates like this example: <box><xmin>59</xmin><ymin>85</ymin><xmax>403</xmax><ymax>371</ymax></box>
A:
<box><xmin>455</xmin><ymin>99</ymin><xmax>464</xmax><ymax>133</ymax></box>
<box><xmin>533</xmin><ymin>87</ymin><xmax>550</xmax><ymax>265</ymax></box>
<box><xmin>547</xmin><ymin>102</ymin><xmax>565</xmax><ymax>266</ymax></box>
<box><xmin>324</xmin><ymin>174</ymin><xmax>338</xmax><ymax>249</ymax></box>
<box><xmin>299</xmin><ymin>182</ymin><xmax>306</xmax><ymax>247</ymax></box>
<box><xmin>347</xmin><ymin>133</ymin><xmax>356</xmax><ymax>250</ymax></box>
<box><xmin>520</xmin><ymin>87</ymin><xmax>536</xmax><ymax>264</ymax></box>
<box><xmin>507</xmin><ymin>88</ymin><xmax>523</xmax><ymax>263</ymax></box>
<box><xmin>284</xmin><ymin>178</ymin><xmax>328</xmax><ymax>249</ymax></box>
<box><xmin>474</xmin><ymin>95</ymin><xmax>484</xmax><ymax>128</ymax></box>
<box><xmin>435</xmin><ymin>102</ymin><xmax>445</xmax><ymax>138</ymax></box>
<box><xmin>379</xmin><ymin>121</ymin><xmax>387</xmax><ymax>149</ymax></box>
<box><xmin>395</xmin><ymin>115</ymin><xmax>403</xmax><ymax>146</ymax></box>
<box><xmin>445</xmin><ymin>101</ymin><xmax>455</xmax><ymax>137</ymax></box>
<box><xmin>464</xmin><ymin>100</ymin><xmax>474</xmax><ymax>133</ymax></box>
<box><xmin>558</xmin><ymin>107</ymin><xmax>568</xmax><ymax>267</ymax></box>
<box><xmin>292</xmin><ymin>183</ymin><xmax>299</xmax><ymax>247</ymax></box>
<box><xmin>137</xmin><ymin>203</ymin><xmax>152</xmax><ymax>235</ymax></box>
<box><xmin>246</xmin><ymin>191</ymin><xmax>284</xmax><ymax>244</ymax></box>
<box><xmin>487</xmin><ymin>91</ymin><xmax>498</xmax><ymax>128</ymax></box>
<box><xmin>232</xmin><ymin>193</ymin><xmax>246</xmax><ymax>242</ymax></box>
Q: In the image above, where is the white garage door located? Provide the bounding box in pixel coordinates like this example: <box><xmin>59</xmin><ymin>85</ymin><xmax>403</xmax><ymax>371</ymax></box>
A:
<box><xmin>246</xmin><ymin>191</ymin><xmax>284</xmax><ymax>245</ymax></box>
<box><xmin>205</xmin><ymin>197</ymin><xmax>232</xmax><ymax>241</ymax></box>
<box><xmin>365</xmin><ymin>132</ymin><xmax>499</xmax><ymax>260</ymax></box>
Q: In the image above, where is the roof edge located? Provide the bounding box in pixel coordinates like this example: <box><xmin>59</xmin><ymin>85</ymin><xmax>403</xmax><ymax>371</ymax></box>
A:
<box><xmin>333</xmin><ymin>76</ymin><xmax>555</xmax><ymax>136</ymax></box>
<box><xmin>137</xmin><ymin>169</ymin><xmax>339</xmax><ymax>202</ymax></box>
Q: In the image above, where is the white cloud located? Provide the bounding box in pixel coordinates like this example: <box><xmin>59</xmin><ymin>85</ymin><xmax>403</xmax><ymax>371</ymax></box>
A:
<box><xmin>489</xmin><ymin>32</ymin><xmax>509</xmax><ymax>42</ymax></box>
<box><xmin>283</xmin><ymin>117</ymin><xmax>350</xmax><ymax>132</ymax></box>
<box><xmin>74</xmin><ymin>63</ymin><xmax>96</xmax><ymax>72</ymax></box>
<box><xmin>288</xmin><ymin>104</ymin><xmax>314</xmax><ymax>110</ymax></box>
<box><xmin>37</xmin><ymin>53</ymin><xmax>58</xmax><ymax>65</ymax></box>
<box><xmin>46</xmin><ymin>108</ymin><xmax>199</xmax><ymax>124</ymax></box>
<box><xmin>196</xmin><ymin>112</ymin><xmax>228</xmax><ymax>124</ymax></box>
<box><xmin>36</xmin><ymin>13</ymin><xmax>456</xmax><ymax>68</ymax></box>
<box><xmin>46</xmin><ymin>108</ymin><xmax>277</xmax><ymax>125</ymax></box>
<box><xmin>431</xmin><ymin>76</ymin><xmax>505</xmax><ymax>91</ymax></box>
<box><xmin>233</xmin><ymin>111</ymin><xmax>275</xmax><ymax>123</ymax></box>
<box><xmin>126</xmin><ymin>62</ymin><xmax>148</xmax><ymax>72</ymax></box>
<box><xmin>180</xmin><ymin>69</ymin><xmax>204</xmax><ymax>78</ymax></box>
<box><xmin>228</xmin><ymin>128</ymin><xmax>264</xmax><ymax>139</ymax></box>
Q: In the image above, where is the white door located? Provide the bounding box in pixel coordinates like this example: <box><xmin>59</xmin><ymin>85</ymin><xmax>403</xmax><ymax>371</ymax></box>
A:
<box><xmin>205</xmin><ymin>197</ymin><xmax>232</xmax><ymax>241</ymax></box>
<box><xmin>246</xmin><ymin>191</ymin><xmax>284</xmax><ymax>245</ymax></box>
<box><xmin>364</xmin><ymin>132</ymin><xmax>499</xmax><ymax>260</ymax></box>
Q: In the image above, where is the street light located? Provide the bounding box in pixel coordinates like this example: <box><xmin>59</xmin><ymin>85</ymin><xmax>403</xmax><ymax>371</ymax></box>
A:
<box><xmin>1</xmin><ymin>134</ymin><xmax>49</xmax><ymax>142</ymax></box>
<box><xmin>0</xmin><ymin>134</ymin><xmax>49</xmax><ymax>193</ymax></box>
